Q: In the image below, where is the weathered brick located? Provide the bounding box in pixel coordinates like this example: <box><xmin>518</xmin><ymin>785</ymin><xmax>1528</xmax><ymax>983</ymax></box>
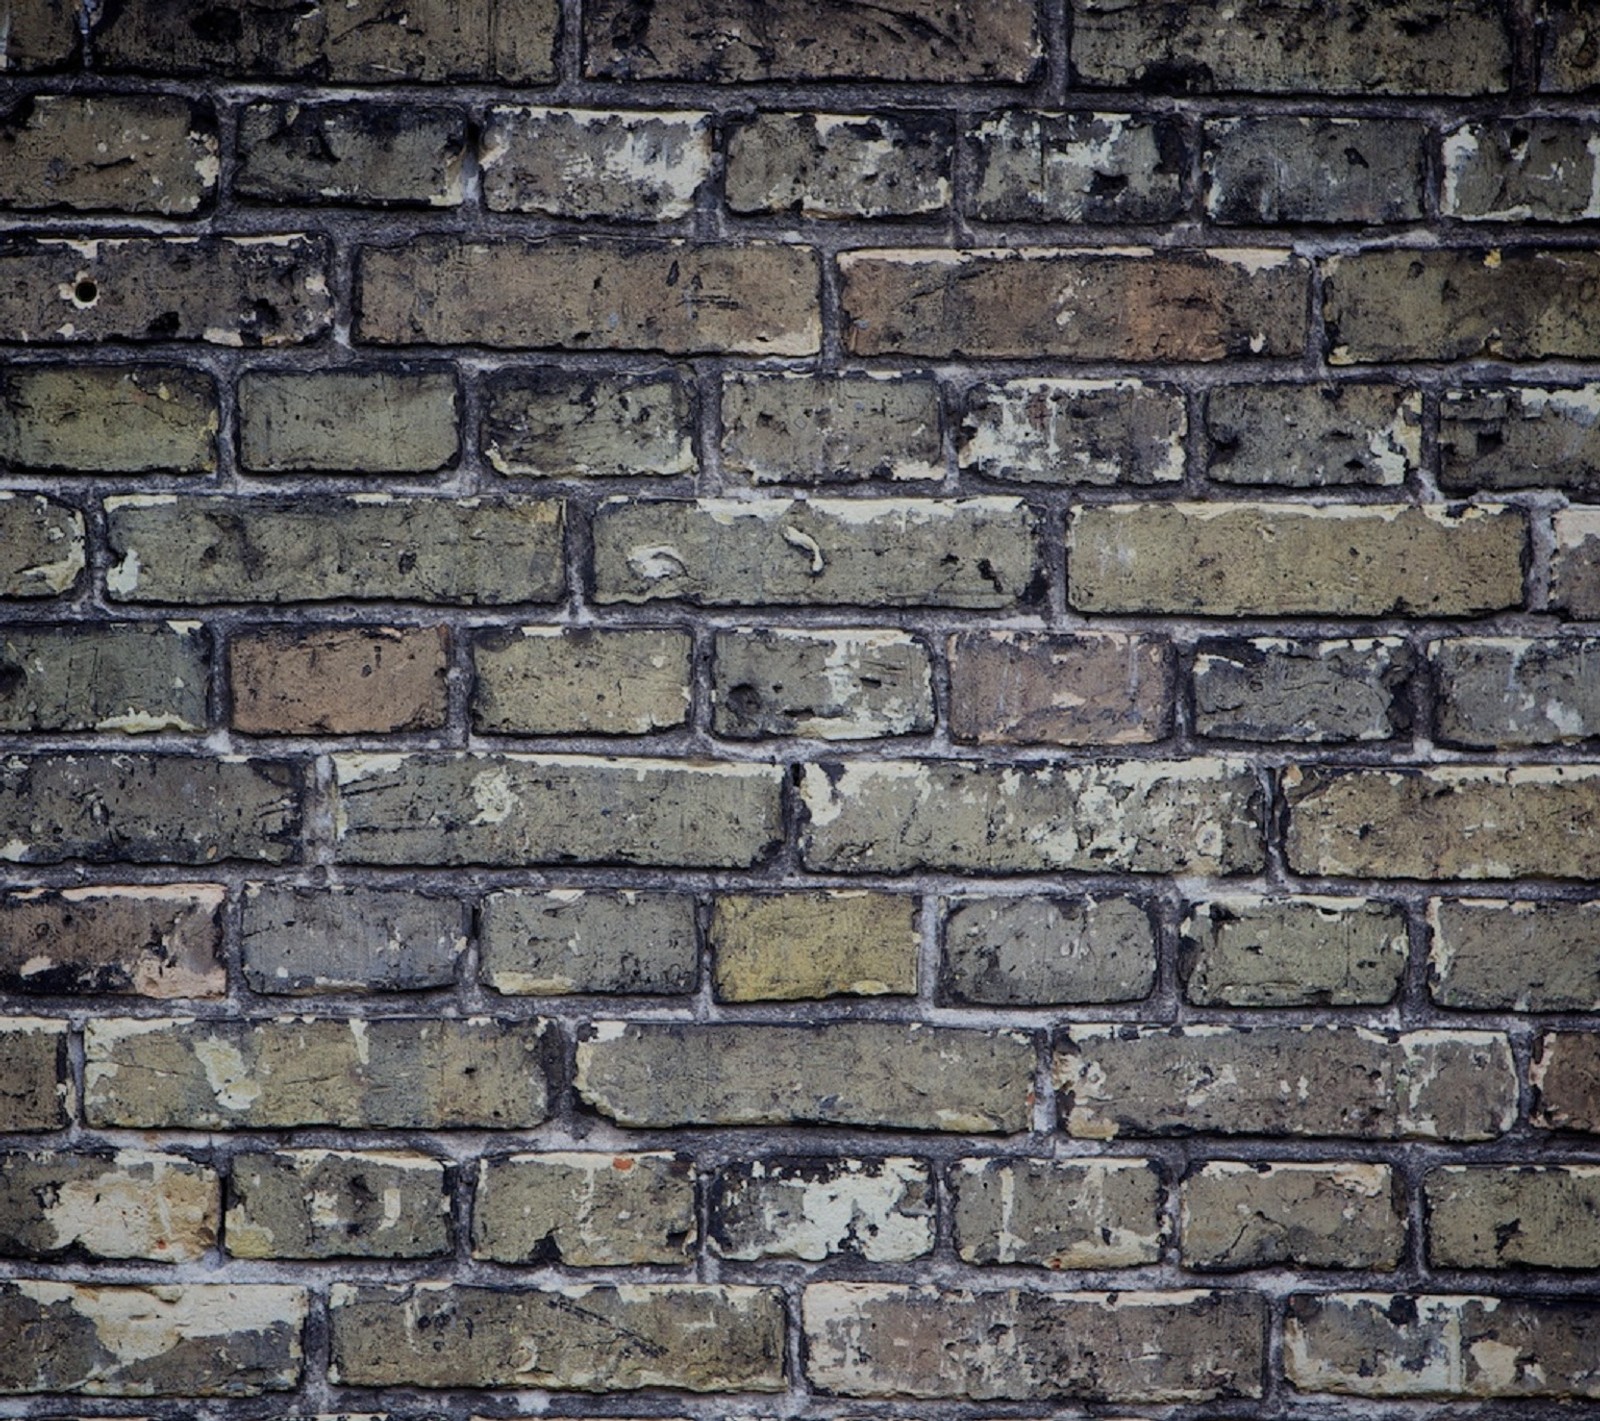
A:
<box><xmin>1059</xmin><ymin>1026</ymin><xmax>1516</xmax><ymax>1140</ymax></box>
<box><xmin>1286</xmin><ymin>1292</ymin><xmax>1600</xmax><ymax>1399</ymax></box>
<box><xmin>800</xmin><ymin>759</ymin><xmax>1263</xmax><ymax>875</ymax></box>
<box><xmin>1286</xmin><ymin>765</ymin><xmax>1600</xmax><ymax>880</ymax></box>
<box><xmin>727</xmin><ymin>112</ymin><xmax>950</xmax><ymax>218</ymax></box>
<box><xmin>238</xmin><ymin>370</ymin><xmax>458</xmax><ymax>473</ymax></box>
<box><xmin>357</xmin><ymin>237</ymin><xmax>820</xmax><ymax>354</ymax></box>
<box><xmin>1543</xmin><ymin>3</ymin><xmax>1600</xmax><ymax>92</ymax></box>
<box><xmin>1532</xmin><ymin>1032</ymin><xmax>1600</xmax><ymax>1133</ymax></box>
<box><xmin>1204</xmin><ymin>117</ymin><xmax>1426</xmax><ymax>223</ymax></box>
<box><xmin>1182</xmin><ymin>1162</ymin><xmax>1403</xmax><ymax>1271</ymax></box>
<box><xmin>107</xmin><ymin>495</ymin><xmax>564</xmax><ymax>605</ymax></box>
<box><xmin>1441</xmin><ymin>386</ymin><xmax>1600</xmax><ymax>494</ymax></box>
<box><xmin>479</xmin><ymin>888</ymin><xmax>697</xmax><ymax>996</ymax></box>
<box><xmin>0</xmin><ymin>884</ymin><xmax>224</xmax><ymax>998</ymax></box>
<box><xmin>1553</xmin><ymin>509</ymin><xmax>1600</xmax><ymax>617</ymax></box>
<box><xmin>336</xmin><ymin>754</ymin><xmax>781</xmax><ymax>867</ymax></box>
<box><xmin>329</xmin><ymin>1281</ymin><xmax>785</xmax><ymax>1390</ymax></box>
<box><xmin>952</xmin><ymin>1158</ymin><xmax>1164</xmax><ymax>1268</ymax></box>
<box><xmin>1429</xmin><ymin>898</ymin><xmax>1600</xmax><ymax>1011</ymax></box>
<box><xmin>236</xmin><ymin>102</ymin><xmax>466</xmax><ymax>207</ymax></box>
<box><xmin>0</xmin><ymin>493</ymin><xmax>84</xmax><ymax>597</ymax></box>
<box><xmin>95</xmin><ymin>0</ymin><xmax>557</xmax><ymax>81</ymax></box>
<box><xmin>942</xmin><ymin>894</ymin><xmax>1156</xmax><ymax>1006</ymax></box>
<box><xmin>594</xmin><ymin>497</ymin><xmax>1038</xmax><ymax>608</ymax></box>
<box><xmin>959</xmin><ymin>378</ymin><xmax>1185</xmax><ymax>485</ymax></box>
<box><xmin>473</xmin><ymin>1152</ymin><xmax>695</xmax><ymax>1265</ymax></box>
<box><xmin>577</xmin><ymin>1022</ymin><xmax>1034</xmax><ymax>1132</ymax></box>
<box><xmin>721</xmin><ymin>373</ymin><xmax>942</xmax><ymax>484</ymax></box>
<box><xmin>0</xmin><ymin>624</ymin><xmax>208</xmax><ymax>733</ymax></box>
<box><xmin>0</xmin><ymin>1019</ymin><xmax>71</xmax><ymax>1130</ymax></box>
<box><xmin>241</xmin><ymin>884</ymin><xmax>463</xmax><ymax>995</ymax></box>
<box><xmin>949</xmin><ymin>631</ymin><xmax>1172</xmax><ymax>746</ymax></box>
<box><xmin>1071</xmin><ymin>0</ymin><xmax>1510</xmax><ymax>94</ymax></box>
<box><xmin>1324</xmin><ymin>249</ymin><xmax>1600</xmax><ymax>363</ymax></box>
<box><xmin>0</xmin><ymin>754</ymin><xmax>301</xmax><ymax>865</ymax></box>
<box><xmin>1193</xmin><ymin>638</ymin><xmax>1412</xmax><ymax>743</ymax></box>
<box><xmin>1426</xmin><ymin>1166</ymin><xmax>1600</xmax><ymax>1269</ymax></box>
<box><xmin>0</xmin><ymin>0</ymin><xmax>77</xmax><ymax>70</ymax></box>
<box><xmin>805</xmin><ymin>1284</ymin><xmax>1265</xmax><ymax>1401</ymax></box>
<box><xmin>86</xmin><ymin>1017</ymin><xmax>547</xmax><ymax>1129</ymax></box>
<box><xmin>227</xmin><ymin>1150</ymin><xmax>448</xmax><ymax>1259</ymax></box>
<box><xmin>1443</xmin><ymin>119</ymin><xmax>1600</xmax><ymax>221</ymax></box>
<box><xmin>971</xmin><ymin>110</ymin><xmax>1184</xmax><ymax>223</ymax></box>
<box><xmin>1436</xmin><ymin>636</ymin><xmax>1600</xmax><ymax>747</ymax></box>
<box><xmin>1205</xmin><ymin>383</ymin><xmax>1420</xmax><ymax>488</ymax></box>
<box><xmin>712</xmin><ymin>1157</ymin><xmax>933</xmax><ymax>1263</ymax></box>
<box><xmin>0</xmin><ymin>1281</ymin><xmax>306</xmax><ymax>1395</ymax></box>
<box><xmin>1</xmin><ymin>364</ymin><xmax>217</xmax><ymax>473</ymax></box>
<box><xmin>1180</xmin><ymin>896</ymin><xmax>1409</xmax><ymax>1007</ymax></box>
<box><xmin>841</xmin><ymin>247</ymin><xmax>1310</xmax><ymax>360</ymax></box>
<box><xmin>483</xmin><ymin>108</ymin><xmax>712</xmax><ymax>219</ymax></box>
<box><xmin>711</xmin><ymin>627</ymin><xmax>934</xmax><ymax>739</ymax></box>
<box><xmin>583</xmin><ymin>0</ymin><xmax>1042</xmax><ymax>82</ymax></box>
<box><xmin>0</xmin><ymin>235</ymin><xmax>333</xmax><ymax>346</ymax></box>
<box><xmin>711</xmin><ymin>891</ymin><xmax>918</xmax><ymax>1002</ymax></box>
<box><xmin>0</xmin><ymin>1149</ymin><xmax>218</xmax><ymax>1262</ymax></box>
<box><xmin>483</xmin><ymin>369</ymin><xmax>695</xmax><ymax>478</ymax></box>
<box><xmin>472</xmin><ymin>627</ymin><xmax>691</xmax><ymax>735</ymax></box>
<box><xmin>1069</xmin><ymin>504</ymin><xmax>1525</xmax><ymax>616</ymax></box>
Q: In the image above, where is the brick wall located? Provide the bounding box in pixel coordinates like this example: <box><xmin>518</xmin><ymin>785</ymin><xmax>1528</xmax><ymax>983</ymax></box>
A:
<box><xmin>2</xmin><ymin>0</ymin><xmax>1599</xmax><ymax>1412</ymax></box>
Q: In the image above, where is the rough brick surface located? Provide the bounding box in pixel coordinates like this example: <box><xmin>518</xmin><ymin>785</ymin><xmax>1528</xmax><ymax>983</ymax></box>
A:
<box><xmin>1440</xmin><ymin>386</ymin><xmax>1600</xmax><ymax>494</ymax></box>
<box><xmin>0</xmin><ymin>624</ymin><xmax>208</xmax><ymax>732</ymax></box>
<box><xmin>238</xmin><ymin>370</ymin><xmax>459</xmax><ymax>473</ymax></box>
<box><xmin>710</xmin><ymin>890</ymin><xmax>918</xmax><ymax>1001</ymax></box>
<box><xmin>478</xmin><ymin>888</ymin><xmax>697</xmax><ymax>995</ymax></box>
<box><xmin>712</xmin><ymin>1157</ymin><xmax>933</xmax><ymax>1262</ymax></box>
<box><xmin>1204</xmin><ymin>383</ymin><xmax>1420</xmax><ymax>488</ymax></box>
<box><xmin>1192</xmin><ymin>638</ymin><xmax>1412</xmax><ymax>742</ymax></box>
<box><xmin>472</xmin><ymin>627</ymin><xmax>690</xmax><ymax>735</ymax></box>
<box><xmin>952</xmin><ymin>1157</ymin><xmax>1164</xmax><ymax>1267</ymax></box>
<box><xmin>0</xmin><ymin>494</ymin><xmax>84</xmax><ymax>596</ymax></box>
<box><xmin>1429</xmin><ymin>898</ymin><xmax>1600</xmax><ymax>1011</ymax></box>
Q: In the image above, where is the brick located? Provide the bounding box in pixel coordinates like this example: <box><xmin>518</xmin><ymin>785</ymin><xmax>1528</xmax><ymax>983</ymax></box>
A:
<box><xmin>1286</xmin><ymin>1292</ymin><xmax>1600</xmax><ymax>1399</ymax></box>
<box><xmin>1059</xmin><ymin>1026</ymin><xmax>1516</xmax><ymax>1141</ymax></box>
<box><xmin>583</xmin><ymin>0</ymin><xmax>1042</xmax><ymax>82</ymax></box>
<box><xmin>472</xmin><ymin>627</ymin><xmax>691</xmax><ymax>735</ymax></box>
<box><xmin>1426</xmin><ymin>1166</ymin><xmax>1600</xmax><ymax>1269</ymax></box>
<box><xmin>0</xmin><ymin>754</ymin><xmax>301</xmax><ymax>865</ymax></box>
<box><xmin>95</xmin><ymin>0</ymin><xmax>557</xmax><ymax>82</ymax></box>
<box><xmin>0</xmin><ymin>1282</ymin><xmax>305</xmax><ymax>1396</ymax></box>
<box><xmin>473</xmin><ymin>1152</ymin><xmax>695</xmax><ymax>1265</ymax></box>
<box><xmin>1192</xmin><ymin>638</ymin><xmax>1412</xmax><ymax>743</ymax></box>
<box><xmin>0</xmin><ymin>493</ymin><xmax>84</xmax><ymax>597</ymax></box>
<box><xmin>230</xmin><ymin>626</ymin><xmax>448</xmax><ymax>735</ymax></box>
<box><xmin>721</xmin><ymin>373</ymin><xmax>943</xmax><ymax>484</ymax></box>
<box><xmin>335</xmin><ymin>754</ymin><xmax>782</xmax><ymax>867</ymax></box>
<box><xmin>800</xmin><ymin>759</ymin><xmax>1263</xmax><ymax>875</ymax></box>
<box><xmin>711</xmin><ymin>627</ymin><xmax>934</xmax><ymax>739</ymax></box>
<box><xmin>329</xmin><ymin>1281</ymin><xmax>785</xmax><ymax>1390</ymax></box>
<box><xmin>577</xmin><ymin>1022</ymin><xmax>1034</xmax><ymax>1132</ymax></box>
<box><xmin>712</xmin><ymin>1157</ymin><xmax>933</xmax><ymax>1263</ymax></box>
<box><xmin>479</xmin><ymin>889</ymin><xmax>697</xmax><ymax>996</ymax></box>
<box><xmin>1324</xmin><ymin>249</ymin><xmax>1600</xmax><ymax>363</ymax></box>
<box><xmin>483</xmin><ymin>370</ymin><xmax>695</xmax><ymax>478</ymax></box>
<box><xmin>0</xmin><ymin>235</ymin><xmax>333</xmax><ymax>346</ymax></box>
<box><xmin>483</xmin><ymin>108</ymin><xmax>712</xmax><ymax>220</ymax></box>
<box><xmin>804</xmin><ymin>1284</ymin><xmax>1265</xmax><ymax>1401</ymax></box>
<box><xmin>1180</xmin><ymin>896</ymin><xmax>1409</xmax><ymax>1007</ymax></box>
<box><xmin>0</xmin><ymin>0</ymin><xmax>77</xmax><ymax>70</ymax></box>
<box><xmin>1443</xmin><ymin>119</ymin><xmax>1600</xmax><ymax>221</ymax></box>
<box><xmin>1204</xmin><ymin>117</ymin><xmax>1426</xmax><ymax>223</ymax></box>
<box><xmin>952</xmin><ymin>1158</ymin><xmax>1164</xmax><ymax>1268</ymax></box>
<box><xmin>1182</xmin><ymin>1163</ymin><xmax>1403</xmax><ymax>1271</ymax></box>
<box><xmin>710</xmin><ymin>890</ymin><xmax>918</xmax><ymax>1002</ymax></box>
<box><xmin>0</xmin><ymin>624</ymin><xmax>208</xmax><ymax>733</ymax></box>
<box><xmin>0</xmin><ymin>884</ymin><xmax>224</xmax><ymax>998</ymax></box>
<box><xmin>1286</xmin><ymin>765</ymin><xmax>1600</xmax><ymax>880</ymax></box>
<box><xmin>1435</xmin><ymin>636</ymin><xmax>1600</xmax><ymax>747</ymax></box>
<box><xmin>86</xmin><ymin>1017</ymin><xmax>547</xmax><ymax>1129</ymax></box>
<box><xmin>1532</xmin><ymin>1032</ymin><xmax>1600</xmax><ymax>1133</ymax></box>
<box><xmin>971</xmin><ymin>110</ymin><xmax>1184</xmax><ymax>223</ymax></box>
<box><xmin>942</xmin><ymin>895</ymin><xmax>1156</xmax><ymax>1006</ymax></box>
<box><xmin>1543</xmin><ymin>3</ymin><xmax>1600</xmax><ymax>92</ymax></box>
<box><xmin>1070</xmin><ymin>0</ymin><xmax>1510</xmax><ymax>94</ymax></box>
<box><xmin>1553</xmin><ymin>509</ymin><xmax>1600</xmax><ymax>617</ymax></box>
<box><xmin>238</xmin><ymin>370</ymin><xmax>459</xmax><ymax>473</ymax></box>
<box><xmin>357</xmin><ymin>237</ymin><xmax>820</xmax><ymax>354</ymax></box>
<box><xmin>841</xmin><ymin>247</ymin><xmax>1310</xmax><ymax>360</ymax></box>
<box><xmin>1</xmin><ymin>364</ymin><xmax>217</xmax><ymax>473</ymax></box>
<box><xmin>0</xmin><ymin>1149</ymin><xmax>218</xmax><ymax>1262</ymax></box>
<box><xmin>1205</xmin><ymin>383</ymin><xmax>1420</xmax><ymax>488</ymax></box>
<box><xmin>1429</xmin><ymin>898</ymin><xmax>1600</xmax><ymax>1011</ymax></box>
<box><xmin>726</xmin><ymin>112</ymin><xmax>951</xmax><ymax>218</ymax></box>
<box><xmin>0</xmin><ymin>1019</ymin><xmax>71</xmax><ymax>1131</ymax></box>
<box><xmin>226</xmin><ymin>1150</ymin><xmax>448</xmax><ymax>1259</ymax></box>
<box><xmin>106</xmin><ymin>495</ymin><xmax>564</xmax><ymax>605</ymax></box>
<box><xmin>1442</xmin><ymin>386</ymin><xmax>1600</xmax><ymax>494</ymax></box>
<box><xmin>959</xmin><ymin>378</ymin><xmax>1185</xmax><ymax>486</ymax></box>
<box><xmin>236</xmin><ymin>102</ymin><xmax>466</xmax><ymax>207</ymax></box>
<box><xmin>1069</xmin><ymin>503</ymin><xmax>1525</xmax><ymax>616</ymax></box>
<box><xmin>948</xmin><ymin>631</ymin><xmax>1172</xmax><ymax>746</ymax></box>
<box><xmin>241</xmin><ymin>884</ymin><xmax>463</xmax><ymax>995</ymax></box>
<box><xmin>593</xmin><ymin>497</ymin><xmax>1038</xmax><ymax>608</ymax></box>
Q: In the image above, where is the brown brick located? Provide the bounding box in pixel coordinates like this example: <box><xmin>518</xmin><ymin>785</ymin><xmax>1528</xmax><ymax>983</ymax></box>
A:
<box><xmin>0</xmin><ymin>493</ymin><xmax>84</xmax><ymax>597</ymax></box>
<box><xmin>0</xmin><ymin>0</ymin><xmax>78</xmax><ymax>70</ymax></box>
<box><xmin>1532</xmin><ymin>1032</ymin><xmax>1600</xmax><ymax>1133</ymax></box>
<box><xmin>1426</xmin><ymin>1166</ymin><xmax>1600</xmax><ymax>1269</ymax></box>
<box><xmin>0</xmin><ymin>624</ymin><xmax>209</xmax><ymax>733</ymax></box>
<box><xmin>1444</xmin><ymin>119</ymin><xmax>1600</xmax><ymax>221</ymax></box>
<box><xmin>1192</xmin><ymin>638</ymin><xmax>1413</xmax><ymax>743</ymax></box>
<box><xmin>952</xmin><ymin>1158</ymin><xmax>1165</xmax><ymax>1268</ymax></box>
<box><xmin>1429</xmin><ymin>898</ymin><xmax>1600</xmax><ymax>1011</ymax></box>
<box><xmin>0</xmin><ymin>1019</ymin><xmax>71</xmax><ymax>1131</ymax></box>
<box><xmin>1441</xmin><ymin>386</ymin><xmax>1600</xmax><ymax>495</ymax></box>
<box><xmin>1205</xmin><ymin>383</ymin><xmax>1420</xmax><ymax>488</ymax></box>
<box><xmin>237</xmin><ymin>370</ymin><xmax>459</xmax><ymax>473</ymax></box>
<box><xmin>1553</xmin><ymin>509</ymin><xmax>1600</xmax><ymax>617</ymax></box>
<box><xmin>712</xmin><ymin>1157</ymin><xmax>934</xmax><ymax>1262</ymax></box>
<box><xmin>710</xmin><ymin>890</ymin><xmax>918</xmax><ymax>1002</ymax></box>
<box><xmin>479</xmin><ymin>888</ymin><xmax>697</xmax><ymax>996</ymax></box>
<box><xmin>484</xmin><ymin>369</ymin><xmax>695</xmax><ymax>479</ymax></box>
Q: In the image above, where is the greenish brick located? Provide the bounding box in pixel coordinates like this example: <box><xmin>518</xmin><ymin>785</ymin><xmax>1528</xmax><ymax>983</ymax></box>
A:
<box><xmin>712</xmin><ymin>1157</ymin><xmax>934</xmax><ymax>1263</ymax></box>
<box><xmin>711</xmin><ymin>890</ymin><xmax>918</xmax><ymax>1002</ymax></box>
<box><xmin>1205</xmin><ymin>384</ymin><xmax>1420</xmax><ymax>488</ymax></box>
<box><xmin>953</xmin><ymin>1158</ymin><xmax>1164</xmax><ymax>1268</ymax></box>
<box><xmin>483</xmin><ymin>369</ymin><xmax>695</xmax><ymax>478</ymax></box>
<box><xmin>0</xmin><ymin>493</ymin><xmax>84</xmax><ymax>597</ymax></box>
<box><xmin>0</xmin><ymin>1019</ymin><xmax>71</xmax><ymax>1131</ymax></box>
<box><xmin>1429</xmin><ymin>898</ymin><xmax>1600</xmax><ymax>1011</ymax></box>
<box><xmin>0</xmin><ymin>624</ymin><xmax>207</xmax><ymax>733</ymax></box>
<box><xmin>238</xmin><ymin>370</ymin><xmax>459</xmax><ymax>473</ymax></box>
<box><xmin>479</xmin><ymin>888</ymin><xmax>697</xmax><ymax>996</ymax></box>
<box><xmin>1426</xmin><ymin>1166</ymin><xmax>1600</xmax><ymax>1269</ymax></box>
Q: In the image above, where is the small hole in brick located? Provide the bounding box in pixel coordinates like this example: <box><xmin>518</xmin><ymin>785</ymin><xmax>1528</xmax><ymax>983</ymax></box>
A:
<box><xmin>73</xmin><ymin>279</ymin><xmax>98</xmax><ymax>305</ymax></box>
